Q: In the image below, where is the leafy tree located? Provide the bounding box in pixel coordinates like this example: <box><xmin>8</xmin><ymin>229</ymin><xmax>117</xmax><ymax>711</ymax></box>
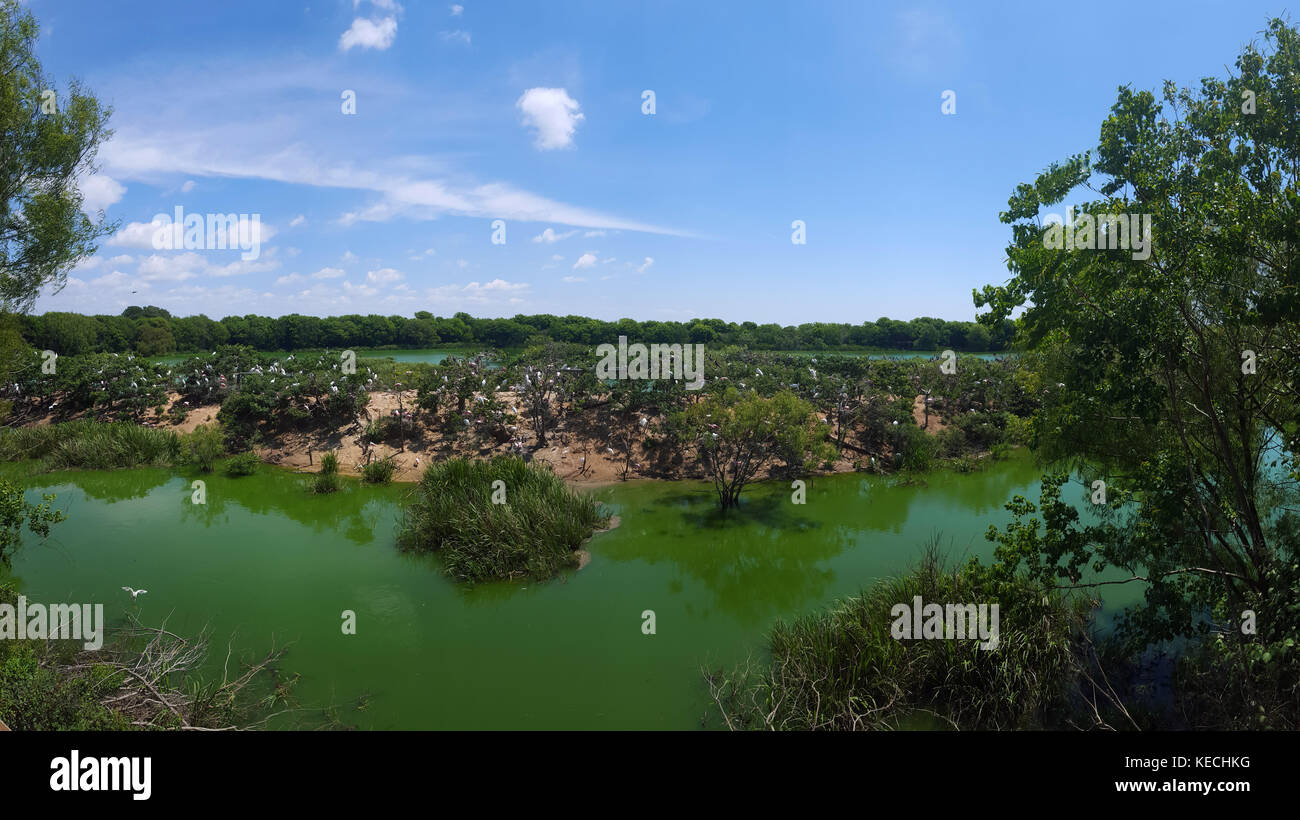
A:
<box><xmin>0</xmin><ymin>0</ymin><xmax>115</xmax><ymax>313</ymax></box>
<box><xmin>0</xmin><ymin>477</ymin><xmax>63</xmax><ymax>566</ymax></box>
<box><xmin>975</xmin><ymin>17</ymin><xmax>1300</xmax><ymax>721</ymax></box>
<box><xmin>134</xmin><ymin>317</ymin><xmax>174</xmax><ymax>356</ymax></box>
<box><xmin>681</xmin><ymin>388</ymin><xmax>831</xmax><ymax>509</ymax></box>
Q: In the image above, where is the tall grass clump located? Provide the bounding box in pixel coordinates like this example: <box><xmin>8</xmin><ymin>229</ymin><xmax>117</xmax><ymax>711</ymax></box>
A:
<box><xmin>319</xmin><ymin>451</ymin><xmax>339</xmax><ymax>474</ymax></box>
<box><xmin>397</xmin><ymin>456</ymin><xmax>610</xmax><ymax>582</ymax></box>
<box><xmin>361</xmin><ymin>456</ymin><xmax>396</xmax><ymax>484</ymax></box>
<box><xmin>0</xmin><ymin>421</ymin><xmax>180</xmax><ymax>470</ymax></box>
<box><xmin>310</xmin><ymin>473</ymin><xmax>340</xmax><ymax>494</ymax></box>
<box><xmin>183</xmin><ymin>424</ymin><xmax>225</xmax><ymax>472</ymax></box>
<box><xmin>704</xmin><ymin>544</ymin><xmax>1092</xmax><ymax>730</ymax></box>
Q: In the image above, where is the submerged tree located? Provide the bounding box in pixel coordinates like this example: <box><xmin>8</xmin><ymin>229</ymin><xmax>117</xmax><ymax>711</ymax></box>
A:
<box><xmin>682</xmin><ymin>388</ymin><xmax>832</xmax><ymax>510</ymax></box>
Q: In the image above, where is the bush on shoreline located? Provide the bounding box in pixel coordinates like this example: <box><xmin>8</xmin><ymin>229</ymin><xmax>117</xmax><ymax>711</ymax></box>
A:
<box><xmin>361</xmin><ymin>456</ymin><xmax>396</xmax><ymax>483</ymax></box>
<box><xmin>704</xmin><ymin>547</ymin><xmax>1092</xmax><ymax>730</ymax></box>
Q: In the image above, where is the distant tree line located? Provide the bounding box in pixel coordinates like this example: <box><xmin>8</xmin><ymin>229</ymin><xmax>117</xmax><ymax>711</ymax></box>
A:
<box><xmin>18</xmin><ymin>307</ymin><xmax>1015</xmax><ymax>356</ymax></box>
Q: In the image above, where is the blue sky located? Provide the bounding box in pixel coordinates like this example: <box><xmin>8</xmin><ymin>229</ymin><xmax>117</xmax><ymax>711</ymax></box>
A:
<box><xmin>28</xmin><ymin>0</ymin><xmax>1292</xmax><ymax>323</ymax></box>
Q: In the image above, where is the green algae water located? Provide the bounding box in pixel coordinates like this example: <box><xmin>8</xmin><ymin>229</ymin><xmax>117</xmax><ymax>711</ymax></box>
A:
<box><xmin>1</xmin><ymin>451</ymin><xmax>1136</xmax><ymax>729</ymax></box>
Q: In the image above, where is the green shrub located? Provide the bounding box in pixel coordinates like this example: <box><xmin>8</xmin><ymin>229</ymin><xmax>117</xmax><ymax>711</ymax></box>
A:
<box><xmin>397</xmin><ymin>456</ymin><xmax>610</xmax><ymax>582</ymax></box>
<box><xmin>224</xmin><ymin>450</ymin><xmax>260</xmax><ymax>477</ymax></box>
<box><xmin>896</xmin><ymin>424</ymin><xmax>936</xmax><ymax>471</ymax></box>
<box><xmin>311</xmin><ymin>472</ymin><xmax>341</xmax><ymax>494</ymax></box>
<box><xmin>363</xmin><ymin>416</ymin><xmax>401</xmax><ymax>444</ymax></box>
<box><xmin>936</xmin><ymin>426</ymin><xmax>967</xmax><ymax>458</ymax></box>
<box><xmin>704</xmin><ymin>547</ymin><xmax>1089</xmax><ymax>730</ymax></box>
<box><xmin>1002</xmin><ymin>413</ymin><xmax>1033</xmax><ymax>446</ymax></box>
<box><xmin>954</xmin><ymin>410</ymin><xmax>1007</xmax><ymax>451</ymax></box>
<box><xmin>361</xmin><ymin>456</ymin><xmax>396</xmax><ymax>484</ymax></box>
<box><xmin>950</xmin><ymin>453</ymin><xmax>982</xmax><ymax>473</ymax></box>
<box><xmin>183</xmin><ymin>424</ymin><xmax>225</xmax><ymax>472</ymax></box>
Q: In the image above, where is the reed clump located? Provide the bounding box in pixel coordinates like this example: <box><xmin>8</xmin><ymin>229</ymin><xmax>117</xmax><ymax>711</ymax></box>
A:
<box><xmin>0</xmin><ymin>421</ymin><xmax>180</xmax><ymax>470</ymax></box>
<box><xmin>704</xmin><ymin>545</ymin><xmax>1091</xmax><ymax>730</ymax></box>
<box><xmin>397</xmin><ymin>456</ymin><xmax>609</xmax><ymax>582</ymax></box>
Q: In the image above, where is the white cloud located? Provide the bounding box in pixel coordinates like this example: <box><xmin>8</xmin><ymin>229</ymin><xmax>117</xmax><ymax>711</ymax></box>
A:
<box><xmin>180</xmin><ymin>180</ymin><xmax>197</xmax><ymax>193</ymax></box>
<box><xmin>424</xmin><ymin>278</ymin><xmax>530</xmax><ymax>307</ymax></box>
<box><xmin>344</xmin><ymin>281</ymin><xmax>379</xmax><ymax>297</ymax></box>
<box><xmin>450</xmin><ymin>4</ymin><xmax>463</xmax><ymax>16</ymax></box>
<box><xmin>562</xmin><ymin>275</ymin><xmax>585</xmax><ymax>283</ymax></box>
<box><xmin>78</xmin><ymin>174</ymin><xmax>125</xmax><ymax>215</ymax></box>
<box><xmin>135</xmin><ymin>253</ymin><xmax>203</xmax><ymax>282</ymax></box>
<box><xmin>583</xmin><ymin>230</ymin><xmax>605</xmax><ymax>238</ymax></box>
<box><xmin>312</xmin><ymin>267</ymin><xmax>346</xmax><ymax>279</ymax></box>
<box><xmin>106</xmin><ymin>220</ymin><xmax>165</xmax><ymax>249</ymax></box>
<box><xmin>572</xmin><ymin>253</ymin><xmax>597</xmax><ymax>270</ymax></box>
<box><xmin>339</xmin><ymin>17</ymin><xmax>398</xmax><ymax>51</ymax></box>
<box><xmin>463</xmin><ymin>279</ymin><xmax>527</xmax><ymax>294</ymax></box>
<box><xmin>106</xmin><ymin>216</ymin><xmax>277</xmax><ymax>250</ymax></box>
<box><xmin>440</xmin><ymin>30</ymin><xmax>471</xmax><ymax>45</ymax></box>
<box><xmin>551</xmin><ymin>254</ymin><xmax>563</xmax><ymax>261</ymax></box>
<box><xmin>516</xmin><ymin>88</ymin><xmax>584</xmax><ymax>150</ymax></box>
<box><xmin>276</xmin><ymin>273</ymin><xmax>306</xmax><ymax>286</ymax></box>
<box><xmin>136</xmin><ymin>251</ymin><xmax>280</xmax><ymax>280</ymax></box>
<box><xmin>637</xmin><ymin>256</ymin><xmax>654</xmax><ymax>273</ymax></box>
<box><xmin>289</xmin><ymin>214</ymin><xmax>306</xmax><ymax>227</ymax></box>
<box><xmin>366</xmin><ymin>267</ymin><xmax>404</xmax><ymax>286</ymax></box>
<box><xmin>341</xmin><ymin>251</ymin><xmax>359</xmax><ymax>263</ymax></box>
<box><xmin>532</xmin><ymin>227</ymin><xmax>578</xmax><ymax>244</ymax></box>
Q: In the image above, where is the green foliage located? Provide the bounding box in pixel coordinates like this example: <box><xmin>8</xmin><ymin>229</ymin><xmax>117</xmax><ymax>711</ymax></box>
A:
<box><xmin>183</xmin><ymin>424</ymin><xmax>224</xmax><ymax>472</ymax></box>
<box><xmin>705</xmin><ymin>547</ymin><xmax>1089</xmax><ymax>730</ymax></box>
<box><xmin>0</xmin><ymin>478</ymin><xmax>64</xmax><ymax>566</ymax></box>
<box><xmin>681</xmin><ymin>388</ymin><xmax>831</xmax><ymax>508</ymax></box>
<box><xmin>975</xmin><ymin>18</ymin><xmax>1300</xmax><ymax>682</ymax></box>
<box><xmin>361</xmin><ymin>456</ymin><xmax>395</xmax><ymax>484</ymax></box>
<box><xmin>18</xmin><ymin>311</ymin><xmax>1015</xmax><ymax>357</ymax></box>
<box><xmin>319</xmin><ymin>450</ymin><xmax>339</xmax><ymax>475</ymax></box>
<box><xmin>397</xmin><ymin>456</ymin><xmax>610</xmax><ymax>582</ymax></box>
<box><xmin>223</xmin><ymin>450</ymin><xmax>260</xmax><ymax>477</ymax></box>
<box><xmin>0</xmin><ymin>420</ymin><xmax>180</xmax><ymax>470</ymax></box>
<box><xmin>0</xmin><ymin>0</ymin><xmax>116</xmax><ymax>313</ymax></box>
<box><xmin>894</xmin><ymin>423</ymin><xmax>936</xmax><ymax>471</ymax></box>
<box><xmin>310</xmin><ymin>472</ymin><xmax>340</xmax><ymax>494</ymax></box>
<box><xmin>0</xmin><ymin>642</ymin><xmax>129</xmax><ymax>730</ymax></box>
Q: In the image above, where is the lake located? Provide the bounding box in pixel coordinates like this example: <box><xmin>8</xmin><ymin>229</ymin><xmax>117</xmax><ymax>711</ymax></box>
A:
<box><xmin>2</xmin><ymin>450</ymin><xmax>1130</xmax><ymax>729</ymax></box>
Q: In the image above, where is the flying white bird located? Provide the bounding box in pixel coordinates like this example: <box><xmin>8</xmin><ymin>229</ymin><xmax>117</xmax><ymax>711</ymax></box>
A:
<box><xmin>121</xmin><ymin>586</ymin><xmax>148</xmax><ymax>599</ymax></box>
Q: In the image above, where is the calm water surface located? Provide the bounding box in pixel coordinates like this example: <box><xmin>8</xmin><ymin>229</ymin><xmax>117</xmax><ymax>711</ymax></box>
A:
<box><xmin>3</xmin><ymin>451</ymin><xmax>1132</xmax><ymax>729</ymax></box>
